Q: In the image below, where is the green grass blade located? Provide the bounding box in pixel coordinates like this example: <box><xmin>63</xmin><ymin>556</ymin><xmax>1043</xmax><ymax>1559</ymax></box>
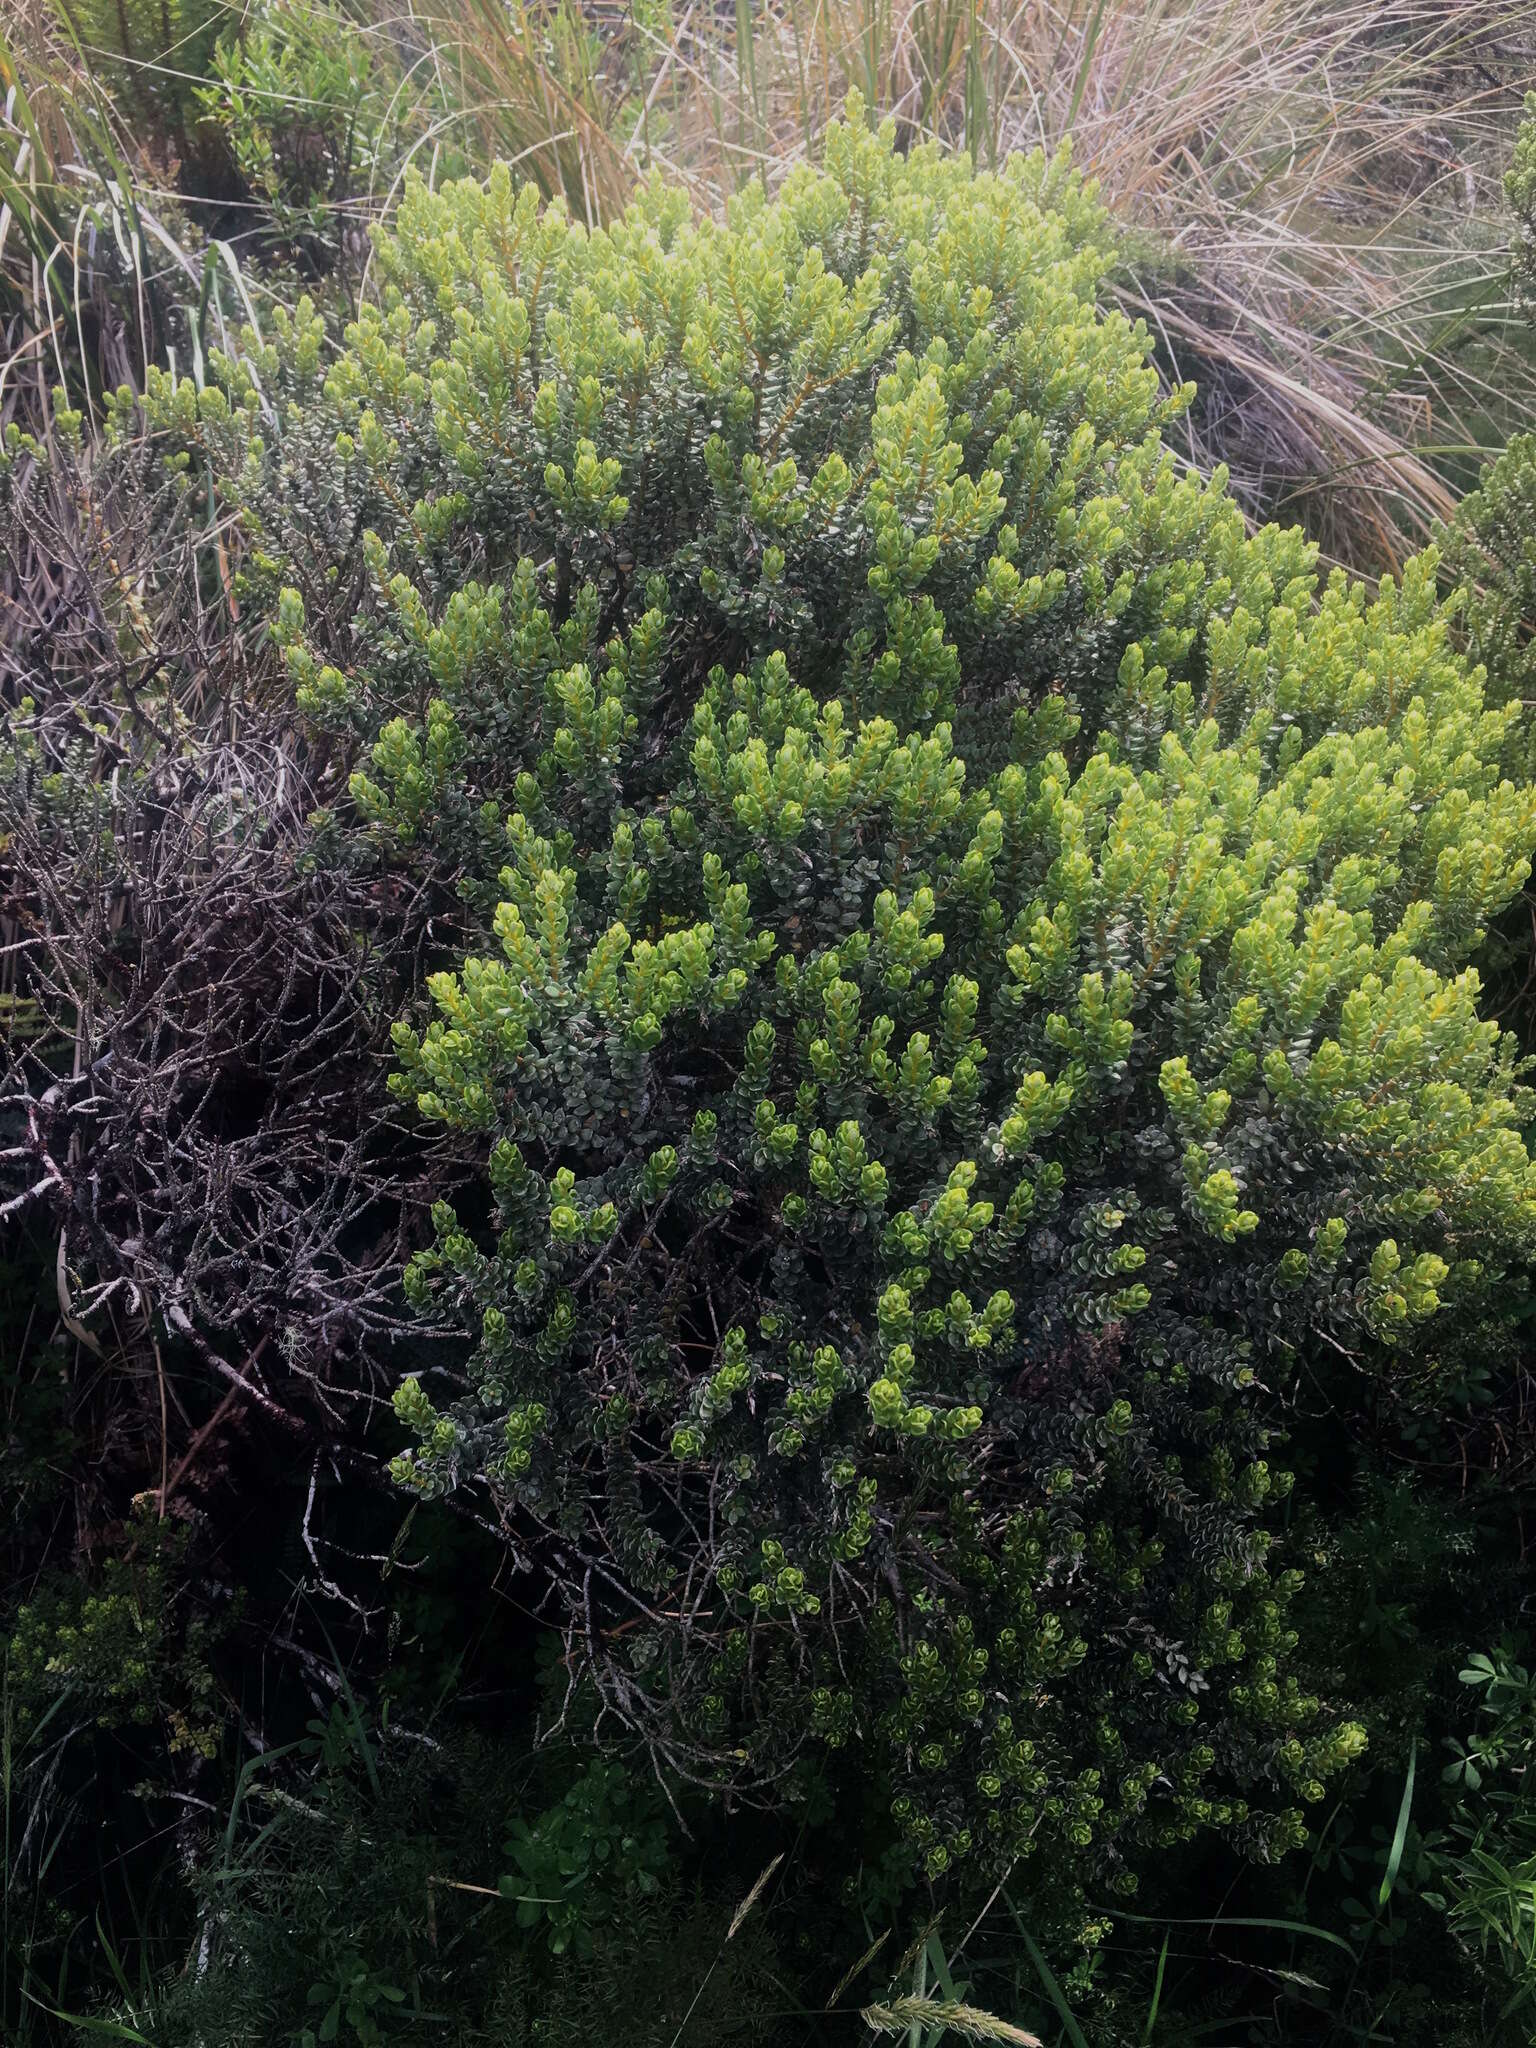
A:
<box><xmin>1141</xmin><ymin>1932</ymin><xmax>1168</xmax><ymax>2044</ymax></box>
<box><xmin>93</xmin><ymin>1910</ymin><xmax>142</xmax><ymax>2010</ymax></box>
<box><xmin>964</xmin><ymin>10</ymin><xmax>988</xmax><ymax>171</ymax></box>
<box><xmin>1003</xmin><ymin>1896</ymin><xmax>1088</xmax><ymax>2048</ymax></box>
<box><xmin>1378</xmin><ymin>1738</ymin><xmax>1417</xmax><ymax>1909</ymax></box>
<box><xmin>1093</xmin><ymin>1904</ymin><xmax>1356</xmax><ymax>1958</ymax></box>
<box><xmin>1064</xmin><ymin>0</ymin><xmax>1112</xmax><ymax>136</ymax></box>
<box><xmin>21</xmin><ymin>1987</ymin><xmax>153</xmax><ymax>2044</ymax></box>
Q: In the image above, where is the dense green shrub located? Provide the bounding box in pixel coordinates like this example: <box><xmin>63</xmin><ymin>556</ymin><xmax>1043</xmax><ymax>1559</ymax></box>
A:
<box><xmin>5</xmin><ymin>1506</ymin><xmax>225</xmax><ymax>1759</ymax></box>
<box><xmin>1442</xmin><ymin>430</ymin><xmax>1536</xmax><ymax>788</ymax></box>
<box><xmin>102</xmin><ymin>102</ymin><xmax>1536</xmax><ymax>1918</ymax></box>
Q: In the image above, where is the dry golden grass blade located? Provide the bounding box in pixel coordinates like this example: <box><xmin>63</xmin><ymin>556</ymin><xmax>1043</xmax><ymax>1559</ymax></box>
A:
<box><xmin>827</xmin><ymin>1928</ymin><xmax>890</xmax><ymax>2007</ymax></box>
<box><xmin>644</xmin><ymin>0</ymin><xmax>1536</xmax><ymax>567</ymax></box>
<box><xmin>1123</xmin><ymin>285</ymin><xmax>1463</xmax><ymax>557</ymax></box>
<box><xmin>727</xmin><ymin>1850</ymin><xmax>784</xmax><ymax>1938</ymax></box>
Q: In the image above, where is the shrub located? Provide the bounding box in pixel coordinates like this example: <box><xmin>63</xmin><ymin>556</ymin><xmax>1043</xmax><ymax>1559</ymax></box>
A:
<box><xmin>5</xmin><ymin>1507</ymin><xmax>225</xmax><ymax>1759</ymax></box>
<box><xmin>1442</xmin><ymin>433</ymin><xmax>1536</xmax><ymax>786</ymax></box>
<box><xmin>196</xmin><ymin>0</ymin><xmax>457</xmax><ymax>269</ymax></box>
<box><xmin>60</xmin><ymin>0</ymin><xmax>224</xmax><ymax>143</ymax></box>
<box><xmin>112</xmin><ymin>102</ymin><xmax>1536</xmax><ymax>1912</ymax></box>
<box><xmin>0</xmin><ymin>415</ymin><xmax>469</xmax><ymax>1389</ymax></box>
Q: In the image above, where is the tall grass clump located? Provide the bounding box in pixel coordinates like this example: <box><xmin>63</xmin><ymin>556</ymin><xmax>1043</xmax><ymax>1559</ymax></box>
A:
<box><xmin>625</xmin><ymin>0</ymin><xmax>1536</xmax><ymax>568</ymax></box>
<box><xmin>1443</xmin><ymin>92</ymin><xmax>1536</xmax><ymax>775</ymax></box>
<box><xmin>4</xmin><ymin>0</ymin><xmax>1535</xmax><ymax>571</ymax></box>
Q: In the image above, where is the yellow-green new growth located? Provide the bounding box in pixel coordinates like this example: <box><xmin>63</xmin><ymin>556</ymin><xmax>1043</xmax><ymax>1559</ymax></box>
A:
<box><xmin>134</xmin><ymin>98</ymin><xmax>1536</xmax><ymax>1907</ymax></box>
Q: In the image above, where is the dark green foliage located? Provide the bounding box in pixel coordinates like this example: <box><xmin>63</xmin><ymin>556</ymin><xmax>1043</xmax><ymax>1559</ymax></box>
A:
<box><xmin>0</xmin><ymin>1244</ymin><xmax>73</xmax><ymax>1542</ymax></box>
<box><xmin>5</xmin><ymin>1506</ymin><xmax>225</xmax><ymax>1758</ymax></box>
<box><xmin>501</xmin><ymin>1759</ymin><xmax>672</xmax><ymax>1955</ymax></box>
<box><xmin>87</xmin><ymin>1721</ymin><xmax>780</xmax><ymax>2048</ymax></box>
<box><xmin>1231</xmin><ymin>1478</ymin><xmax>1535</xmax><ymax>2044</ymax></box>
<box><xmin>61</xmin><ymin>0</ymin><xmax>225</xmax><ymax>140</ymax></box>
<box><xmin>95</xmin><ymin>98</ymin><xmax>1536</xmax><ymax>1933</ymax></box>
<box><xmin>1437</xmin><ymin>1647</ymin><xmax>1536</xmax><ymax>2016</ymax></box>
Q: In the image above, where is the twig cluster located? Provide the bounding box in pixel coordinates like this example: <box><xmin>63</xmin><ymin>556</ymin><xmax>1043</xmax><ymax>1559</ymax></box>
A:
<box><xmin>0</xmin><ymin>434</ymin><xmax>468</xmax><ymax>1493</ymax></box>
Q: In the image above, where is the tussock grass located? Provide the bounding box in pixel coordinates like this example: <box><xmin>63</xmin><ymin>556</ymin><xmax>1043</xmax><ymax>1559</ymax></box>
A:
<box><xmin>3</xmin><ymin>0</ymin><xmax>1535</xmax><ymax>561</ymax></box>
<box><xmin>635</xmin><ymin>0</ymin><xmax>1536</xmax><ymax>565</ymax></box>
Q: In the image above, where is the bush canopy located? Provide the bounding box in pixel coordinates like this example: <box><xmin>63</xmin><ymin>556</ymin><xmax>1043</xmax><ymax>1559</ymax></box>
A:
<box><xmin>91</xmin><ymin>100</ymin><xmax>1536</xmax><ymax>1908</ymax></box>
